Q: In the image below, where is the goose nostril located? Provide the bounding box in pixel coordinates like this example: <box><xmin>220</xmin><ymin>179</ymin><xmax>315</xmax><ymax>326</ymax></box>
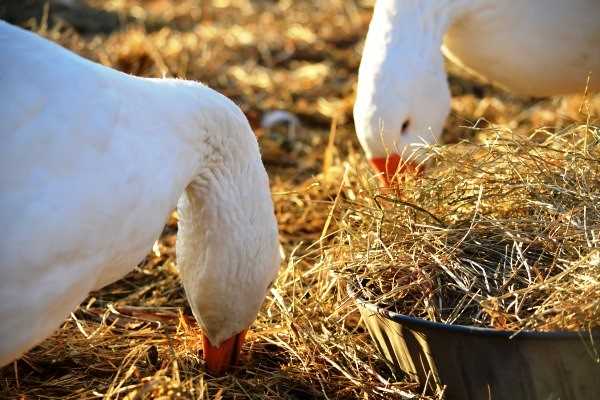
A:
<box><xmin>401</xmin><ymin>119</ymin><xmax>411</xmax><ymax>134</ymax></box>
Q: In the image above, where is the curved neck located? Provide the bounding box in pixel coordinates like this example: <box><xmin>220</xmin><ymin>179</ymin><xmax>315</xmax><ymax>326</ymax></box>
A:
<box><xmin>121</xmin><ymin>77</ymin><xmax>259</xmax><ymax>209</ymax></box>
<box><xmin>360</xmin><ymin>0</ymin><xmax>465</xmax><ymax>75</ymax></box>
<box><xmin>143</xmin><ymin>80</ymin><xmax>278</xmax><ymax>346</ymax></box>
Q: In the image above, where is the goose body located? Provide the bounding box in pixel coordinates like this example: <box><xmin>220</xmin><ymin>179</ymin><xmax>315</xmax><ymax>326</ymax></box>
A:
<box><xmin>0</xmin><ymin>21</ymin><xmax>280</xmax><ymax>373</ymax></box>
<box><xmin>354</xmin><ymin>0</ymin><xmax>600</xmax><ymax>181</ymax></box>
<box><xmin>444</xmin><ymin>1</ymin><xmax>600</xmax><ymax>96</ymax></box>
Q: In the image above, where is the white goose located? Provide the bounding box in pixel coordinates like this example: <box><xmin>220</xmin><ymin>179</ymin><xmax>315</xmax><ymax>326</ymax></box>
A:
<box><xmin>0</xmin><ymin>21</ymin><xmax>281</xmax><ymax>375</ymax></box>
<box><xmin>354</xmin><ymin>0</ymin><xmax>600</xmax><ymax>183</ymax></box>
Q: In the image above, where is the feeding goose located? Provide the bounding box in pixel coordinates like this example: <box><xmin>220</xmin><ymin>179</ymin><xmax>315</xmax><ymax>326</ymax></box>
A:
<box><xmin>0</xmin><ymin>21</ymin><xmax>281</xmax><ymax>375</ymax></box>
<box><xmin>354</xmin><ymin>0</ymin><xmax>600</xmax><ymax>184</ymax></box>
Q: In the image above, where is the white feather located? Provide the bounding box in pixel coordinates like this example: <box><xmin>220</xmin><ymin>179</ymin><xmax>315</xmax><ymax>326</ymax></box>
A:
<box><xmin>354</xmin><ymin>0</ymin><xmax>600</xmax><ymax>159</ymax></box>
<box><xmin>0</xmin><ymin>21</ymin><xmax>280</xmax><ymax>365</ymax></box>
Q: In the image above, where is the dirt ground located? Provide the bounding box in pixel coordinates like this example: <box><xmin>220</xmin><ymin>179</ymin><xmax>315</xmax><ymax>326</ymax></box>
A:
<box><xmin>1</xmin><ymin>1</ymin><xmax>598</xmax><ymax>399</ymax></box>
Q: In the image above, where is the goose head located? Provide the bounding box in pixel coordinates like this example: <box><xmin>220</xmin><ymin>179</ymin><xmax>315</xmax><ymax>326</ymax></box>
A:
<box><xmin>172</xmin><ymin>87</ymin><xmax>281</xmax><ymax>375</ymax></box>
<box><xmin>354</xmin><ymin>0</ymin><xmax>453</xmax><ymax>184</ymax></box>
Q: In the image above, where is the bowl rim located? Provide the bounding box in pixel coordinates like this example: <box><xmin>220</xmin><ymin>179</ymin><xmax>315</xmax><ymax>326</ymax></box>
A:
<box><xmin>347</xmin><ymin>280</ymin><xmax>600</xmax><ymax>340</ymax></box>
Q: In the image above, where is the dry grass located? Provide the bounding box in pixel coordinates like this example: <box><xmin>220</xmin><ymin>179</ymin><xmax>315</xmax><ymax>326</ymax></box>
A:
<box><xmin>1</xmin><ymin>0</ymin><xmax>599</xmax><ymax>399</ymax></box>
<box><xmin>331</xmin><ymin>125</ymin><xmax>600</xmax><ymax>333</ymax></box>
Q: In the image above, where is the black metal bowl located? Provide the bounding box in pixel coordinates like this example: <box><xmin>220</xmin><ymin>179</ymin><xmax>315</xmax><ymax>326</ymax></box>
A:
<box><xmin>348</xmin><ymin>282</ymin><xmax>600</xmax><ymax>400</ymax></box>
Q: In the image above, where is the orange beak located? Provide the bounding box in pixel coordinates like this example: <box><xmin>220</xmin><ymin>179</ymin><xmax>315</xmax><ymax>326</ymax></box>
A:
<box><xmin>369</xmin><ymin>154</ymin><xmax>420</xmax><ymax>186</ymax></box>
<box><xmin>202</xmin><ymin>330</ymin><xmax>247</xmax><ymax>375</ymax></box>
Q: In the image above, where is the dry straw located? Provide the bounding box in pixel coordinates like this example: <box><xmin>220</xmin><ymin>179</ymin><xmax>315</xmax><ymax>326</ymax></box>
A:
<box><xmin>332</xmin><ymin>125</ymin><xmax>600</xmax><ymax>333</ymax></box>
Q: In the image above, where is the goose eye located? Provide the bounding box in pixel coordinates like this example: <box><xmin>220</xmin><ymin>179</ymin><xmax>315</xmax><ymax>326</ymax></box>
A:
<box><xmin>401</xmin><ymin>119</ymin><xmax>411</xmax><ymax>134</ymax></box>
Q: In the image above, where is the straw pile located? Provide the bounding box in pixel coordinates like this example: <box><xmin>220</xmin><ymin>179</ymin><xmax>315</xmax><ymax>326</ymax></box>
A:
<box><xmin>1</xmin><ymin>0</ymin><xmax>599</xmax><ymax>399</ymax></box>
<box><xmin>332</xmin><ymin>125</ymin><xmax>600</xmax><ymax>332</ymax></box>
